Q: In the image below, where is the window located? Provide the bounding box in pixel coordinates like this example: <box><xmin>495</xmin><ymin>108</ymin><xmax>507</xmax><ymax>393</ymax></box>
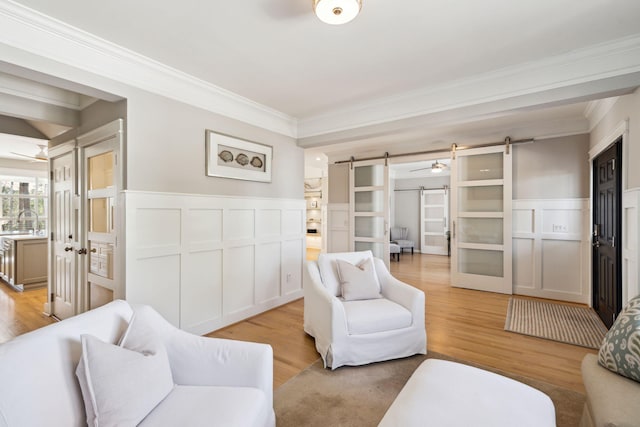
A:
<box><xmin>0</xmin><ymin>175</ymin><xmax>48</xmax><ymax>234</ymax></box>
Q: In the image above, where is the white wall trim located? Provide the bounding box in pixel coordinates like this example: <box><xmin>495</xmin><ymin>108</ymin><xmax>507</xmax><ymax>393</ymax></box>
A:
<box><xmin>297</xmin><ymin>35</ymin><xmax>640</xmax><ymax>139</ymax></box>
<box><xmin>0</xmin><ymin>0</ymin><xmax>298</xmax><ymax>138</ymax></box>
<box><xmin>623</xmin><ymin>188</ymin><xmax>640</xmax><ymax>305</ymax></box>
<box><xmin>125</xmin><ymin>191</ymin><xmax>305</xmax><ymax>335</ymax></box>
<box><xmin>512</xmin><ymin>198</ymin><xmax>590</xmax><ymax>303</ymax></box>
<box><xmin>589</xmin><ymin>118</ymin><xmax>629</xmax><ymax>160</ymax></box>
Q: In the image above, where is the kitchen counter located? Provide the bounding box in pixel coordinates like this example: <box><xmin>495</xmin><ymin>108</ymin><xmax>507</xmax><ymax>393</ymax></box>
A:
<box><xmin>3</xmin><ymin>234</ymin><xmax>47</xmax><ymax>241</ymax></box>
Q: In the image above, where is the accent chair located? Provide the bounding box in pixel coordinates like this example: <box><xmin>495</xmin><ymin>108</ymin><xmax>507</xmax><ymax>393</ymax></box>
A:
<box><xmin>303</xmin><ymin>250</ymin><xmax>426</xmax><ymax>369</ymax></box>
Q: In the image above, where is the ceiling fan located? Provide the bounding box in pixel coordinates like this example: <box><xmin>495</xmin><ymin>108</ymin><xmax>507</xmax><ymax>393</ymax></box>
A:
<box><xmin>11</xmin><ymin>144</ymin><xmax>48</xmax><ymax>162</ymax></box>
<box><xmin>410</xmin><ymin>160</ymin><xmax>448</xmax><ymax>174</ymax></box>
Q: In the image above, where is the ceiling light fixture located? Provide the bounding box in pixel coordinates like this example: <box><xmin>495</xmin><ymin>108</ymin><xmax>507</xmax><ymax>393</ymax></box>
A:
<box><xmin>431</xmin><ymin>160</ymin><xmax>445</xmax><ymax>173</ymax></box>
<box><xmin>313</xmin><ymin>0</ymin><xmax>362</xmax><ymax>25</ymax></box>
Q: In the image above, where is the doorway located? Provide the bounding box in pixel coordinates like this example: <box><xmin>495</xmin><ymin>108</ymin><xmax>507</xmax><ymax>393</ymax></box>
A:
<box><xmin>592</xmin><ymin>137</ymin><xmax>622</xmax><ymax>328</ymax></box>
<box><xmin>49</xmin><ymin>120</ymin><xmax>123</xmax><ymax>320</ymax></box>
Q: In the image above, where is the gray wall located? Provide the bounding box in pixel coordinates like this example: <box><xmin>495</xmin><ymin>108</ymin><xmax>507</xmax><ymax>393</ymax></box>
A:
<box><xmin>126</xmin><ymin>90</ymin><xmax>302</xmax><ymax>198</ymax></box>
<box><xmin>328</xmin><ymin>163</ymin><xmax>349</xmax><ymax>203</ymax></box>
<box><xmin>50</xmin><ymin>91</ymin><xmax>304</xmax><ymax>200</ymax></box>
<box><xmin>590</xmin><ymin>89</ymin><xmax>640</xmax><ymax>190</ymax></box>
<box><xmin>513</xmin><ymin>134</ymin><xmax>590</xmax><ymax>199</ymax></box>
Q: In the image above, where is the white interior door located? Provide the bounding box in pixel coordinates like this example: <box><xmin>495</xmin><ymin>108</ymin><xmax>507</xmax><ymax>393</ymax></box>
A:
<box><xmin>81</xmin><ymin>135</ymin><xmax>121</xmax><ymax>311</ymax></box>
<box><xmin>451</xmin><ymin>145</ymin><xmax>512</xmax><ymax>294</ymax></box>
<box><xmin>420</xmin><ymin>189</ymin><xmax>449</xmax><ymax>255</ymax></box>
<box><xmin>349</xmin><ymin>160</ymin><xmax>390</xmax><ymax>264</ymax></box>
<box><xmin>50</xmin><ymin>148</ymin><xmax>77</xmax><ymax>320</ymax></box>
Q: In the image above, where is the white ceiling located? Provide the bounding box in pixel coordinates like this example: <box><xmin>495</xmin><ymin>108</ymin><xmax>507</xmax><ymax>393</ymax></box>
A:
<box><xmin>11</xmin><ymin>0</ymin><xmax>640</xmax><ymax>117</ymax></box>
<box><xmin>2</xmin><ymin>0</ymin><xmax>640</xmax><ymax>165</ymax></box>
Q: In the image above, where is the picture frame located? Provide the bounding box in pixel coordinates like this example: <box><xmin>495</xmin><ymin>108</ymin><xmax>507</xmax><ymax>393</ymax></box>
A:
<box><xmin>205</xmin><ymin>130</ymin><xmax>272</xmax><ymax>182</ymax></box>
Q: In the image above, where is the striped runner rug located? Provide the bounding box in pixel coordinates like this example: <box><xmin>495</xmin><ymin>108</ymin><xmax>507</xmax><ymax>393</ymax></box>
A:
<box><xmin>504</xmin><ymin>297</ymin><xmax>608</xmax><ymax>349</ymax></box>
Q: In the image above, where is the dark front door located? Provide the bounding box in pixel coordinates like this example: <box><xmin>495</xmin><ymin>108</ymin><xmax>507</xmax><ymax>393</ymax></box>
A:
<box><xmin>592</xmin><ymin>138</ymin><xmax>622</xmax><ymax>328</ymax></box>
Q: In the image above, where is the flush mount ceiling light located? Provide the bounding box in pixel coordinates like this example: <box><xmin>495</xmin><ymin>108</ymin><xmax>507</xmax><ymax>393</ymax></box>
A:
<box><xmin>313</xmin><ymin>0</ymin><xmax>362</xmax><ymax>25</ymax></box>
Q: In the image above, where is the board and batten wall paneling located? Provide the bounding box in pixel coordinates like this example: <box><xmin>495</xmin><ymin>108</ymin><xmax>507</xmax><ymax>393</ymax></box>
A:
<box><xmin>623</xmin><ymin>188</ymin><xmax>640</xmax><ymax>304</ymax></box>
<box><xmin>125</xmin><ymin>191</ymin><xmax>305</xmax><ymax>335</ymax></box>
<box><xmin>512</xmin><ymin>199</ymin><xmax>590</xmax><ymax>303</ymax></box>
<box><xmin>327</xmin><ymin>203</ymin><xmax>350</xmax><ymax>253</ymax></box>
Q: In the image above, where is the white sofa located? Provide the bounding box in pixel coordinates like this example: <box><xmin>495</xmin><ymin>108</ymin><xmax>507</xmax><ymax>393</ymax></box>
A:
<box><xmin>304</xmin><ymin>250</ymin><xmax>426</xmax><ymax>369</ymax></box>
<box><xmin>0</xmin><ymin>300</ymin><xmax>275</xmax><ymax>427</ymax></box>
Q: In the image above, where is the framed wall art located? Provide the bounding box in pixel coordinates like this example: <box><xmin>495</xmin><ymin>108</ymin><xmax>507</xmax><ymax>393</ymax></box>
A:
<box><xmin>205</xmin><ymin>130</ymin><xmax>272</xmax><ymax>182</ymax></box>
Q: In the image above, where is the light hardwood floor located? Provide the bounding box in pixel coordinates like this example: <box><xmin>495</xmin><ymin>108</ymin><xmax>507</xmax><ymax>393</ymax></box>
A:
<box><xmin>0</xmin><ymin>282</ymin><xmax>53</xmax><ymax>343</ymax></box>
<box><xmin>210</xmin><ymin>251</ymin><xmax>595</xmax><ymax>393</ymax></box>
<box><xmin>1</xmin><ymin>251</ymin><xmax>595</xmax><ymax>393</ymax></box>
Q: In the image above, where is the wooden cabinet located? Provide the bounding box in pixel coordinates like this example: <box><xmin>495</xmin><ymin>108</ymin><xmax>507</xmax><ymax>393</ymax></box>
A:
<box><xmin>1</xmin><ymin>236</ymin><xmax>47</xmax><ymax>290</ymax></box>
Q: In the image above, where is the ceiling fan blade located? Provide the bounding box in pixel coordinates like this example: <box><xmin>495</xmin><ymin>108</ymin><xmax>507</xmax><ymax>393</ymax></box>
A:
<box><xmin>10</xmin><ymin>152</ymin><xmax>47</xmax><ymax>162</ymax></box>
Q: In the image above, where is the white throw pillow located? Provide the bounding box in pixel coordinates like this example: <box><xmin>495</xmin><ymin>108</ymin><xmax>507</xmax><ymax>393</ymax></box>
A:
<box><xmin>76</xmin><ymin>313</ymin><xmax>175</xmax><ymax>427</ymax></box>
<box><xmin>336</xmin><ymin>258</ymin><xmax>382</xmax><ymax>301</ymax></box>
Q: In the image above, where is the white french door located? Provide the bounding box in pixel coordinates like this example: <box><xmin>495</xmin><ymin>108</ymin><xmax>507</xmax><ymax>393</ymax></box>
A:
<box><xmin>50</xmin><ymin>147</ymin><xmax>77</xmax><ymax>320</ymax></box>
<box><xmin>82</xmin><ymin>137</ymin><xmax>120</xmax><ymax>310</ymax></box>
<box><xmin>48</xmin><ymin>120</ymin><xmax>123</xmax><ymax>317</ymax></box>
<box><xmin>420</xmin><ymin>189</ymin><xmax>449</xmax><ymax>255</ymax></box>
<box><xmin>451</xmin><ymin>145</ymin><xmax>512</xmax><ymax>294</ymax></box>
<box><xmin>349</xmin><ymin>160</ymin><xmax>390</xmax><ymax>265</ymax></box>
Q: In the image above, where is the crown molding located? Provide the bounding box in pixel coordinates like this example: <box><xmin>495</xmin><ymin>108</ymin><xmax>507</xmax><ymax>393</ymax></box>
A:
<box><xmin>298</xmin><ymin>34</ymin><xmax>640</xmax><ymax>139</ymax></box>
<box><xmin>0</xmin><ymin>0</ymin><xmax>298</xmax><ymax>138</ymax></box>
<box><xmin>584</xmin><ymin>96</ymin><xmax>620</xmax><ymax>131</ymax></box>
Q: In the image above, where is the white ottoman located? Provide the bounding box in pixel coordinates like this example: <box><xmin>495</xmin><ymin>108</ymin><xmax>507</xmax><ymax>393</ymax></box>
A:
<box><xmin>378</xmin><ymin>359</ymin><xmax>556</xmax><ymax>427</ymax></box>
<box><xmin>390</xmin><ymin>243</ymin><xmax>400</xmax><ymax>261</ymax></box>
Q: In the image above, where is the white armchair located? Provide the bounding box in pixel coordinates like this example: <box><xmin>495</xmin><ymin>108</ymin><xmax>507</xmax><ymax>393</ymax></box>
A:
<box><xmin>304</xmin><ymin>250</ymin><xmax>426</xmax><ymax>369</ymax></box>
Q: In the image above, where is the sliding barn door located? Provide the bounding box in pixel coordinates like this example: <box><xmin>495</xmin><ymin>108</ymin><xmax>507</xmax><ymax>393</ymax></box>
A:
<box><xmin>420</xmin><ymin>189</ymin><xmax>449</xmax><ymax>255</ymax></box>
<box><xmin>349</xmin><ymin>160</ymin><xmax>390</xmax><ymax>265</ymax></box>
<box><xmin>451</xmin><ymin>145</ymin><xmax>512</xmax><ymax>294</ymax></box>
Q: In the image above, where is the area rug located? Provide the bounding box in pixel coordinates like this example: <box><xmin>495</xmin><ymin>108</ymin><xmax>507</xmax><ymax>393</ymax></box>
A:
<box><xmin>505</xmin><ymin>297</ymin><xmax>608</xmax><ymax>349</ymax></box>
<box><xmin>274</xmin><ymin>352</ymin><xmax>584</xmax><ymax>427</ymax></box>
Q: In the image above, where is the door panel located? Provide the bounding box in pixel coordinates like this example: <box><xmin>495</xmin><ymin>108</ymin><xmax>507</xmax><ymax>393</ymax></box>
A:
<box><xmin>593</xmin><ymin>139</ymin><xmax>622</xmax><ymax>328</ymax></box>
<box><xmin>51</xmin><ymin>151</ymin><xmax>76</xmax><ymax>320</ymax></box>
<box><xmin>451</xmin><ymin>145</ymin><xmax>512</xmax><ymax>294</ymax></box>
<box><xmin>420</xmin><ymin>189</ymin><xmax>449</xmax><ymax>255</ymax></box>
<box><xmin>349</xmin><ymin>160</ymin><xmax>389</xmax><ymax>264</ymax></box>
<box><xmin>84</xmin><ymin>138</ymin><xmax>119</xmax><ymax>310</ymax></box>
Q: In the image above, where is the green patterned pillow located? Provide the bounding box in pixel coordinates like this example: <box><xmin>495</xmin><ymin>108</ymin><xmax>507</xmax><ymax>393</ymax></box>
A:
<box><xmin>598</xmin><ymin>295</ymin><xmax>640</xmax><ymax>382</ymax></box>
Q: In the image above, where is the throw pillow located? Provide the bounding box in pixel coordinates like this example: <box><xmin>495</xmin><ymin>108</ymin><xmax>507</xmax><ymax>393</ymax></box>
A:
<box><xmin>336</xmin><ymin>258</ymin><xmax>382</xmax><ymax>301</ymax></box>
<box><xmin>598</xmin><ymin>294</ymin><xmax>640</xmax><ymax>382</ymax></box>
<box><xmin>76</xmin><ymin>313</ymin><xmax>175</xmax><ymax>426</ymax></box>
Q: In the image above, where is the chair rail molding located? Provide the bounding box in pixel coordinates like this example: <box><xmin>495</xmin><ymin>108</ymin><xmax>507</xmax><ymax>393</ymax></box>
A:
<box><xmin>124</xmin><ymin>190</ymin><xmax>305</xmax><ymax>335</ymax></box>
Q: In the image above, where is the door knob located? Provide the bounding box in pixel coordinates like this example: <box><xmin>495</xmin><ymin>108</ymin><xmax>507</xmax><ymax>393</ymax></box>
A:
<box><xmin>90</xmin><ymin>248</ymin><xmax>97</xmax><ymax>253</ymax></box>
<box><xmin>592</xmin><ymin>240</ymin><xmax>600</xmax><ymax>249</ymax></box>
<box><xmin>76</xmin><ymin>248</ymin><xmax>87</xmax><ymax>255</ymax></box>
<box><xmin>64</xmin><ymin>246</ymin><xmax>73</xmax><ymax>252</ymax></box>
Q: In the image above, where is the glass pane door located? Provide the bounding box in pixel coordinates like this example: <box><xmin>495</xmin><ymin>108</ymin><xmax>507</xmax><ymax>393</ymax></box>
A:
<box><xmin>451</xmin><ymin>147</ymin><xmax>512</xmax><ymax>294</ymax></box>
<box><xmin>420</xmin><ymin>189</ymin><xmax>449</xmax><ymax>255</ymax></box>
<box><xmin>83</xmin><ymin>138</ymin><xmax>119</xmax><ymax>310</ymax></box>
<box><xmin>350</xmin><ymin>160</ymin><xmax>389</xmax><ymax>264</ymax></box>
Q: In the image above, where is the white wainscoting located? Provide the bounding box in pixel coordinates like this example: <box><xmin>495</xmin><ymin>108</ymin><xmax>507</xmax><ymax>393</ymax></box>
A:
<box><xmin>326</xmin><ymin>203</ymin><xmax>349</xmax><ymax>253</ymax></box>
<box><xmin>512</xmin><ymin>199</ymin><xmax>590</xmax><ymax>303</ymax></box>
<box><xmin>623</xmin><ymin>188</ymin><xmax>640</xmax><ymax>304</ymax></box>
<box><xmin>125</xmin><ymin>191</ymin><xmax>305</xmax><ymax>335</ymax></box>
